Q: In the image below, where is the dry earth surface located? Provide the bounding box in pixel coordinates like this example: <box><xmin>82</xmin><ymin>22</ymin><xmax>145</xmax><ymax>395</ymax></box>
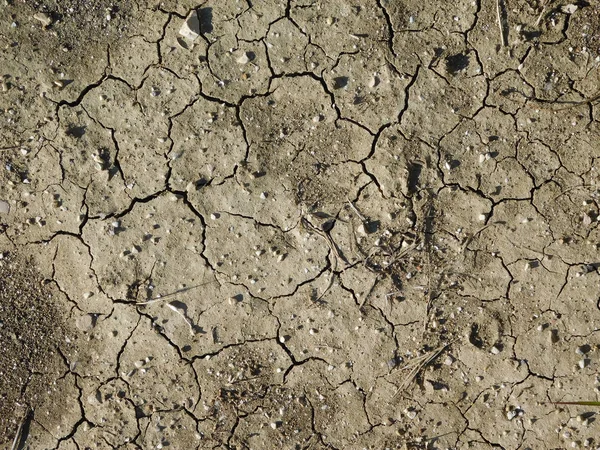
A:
<box><xmin>1</xmin><ymin>0</ymin><xmax>600</xmax><ymax>449</ymax></box>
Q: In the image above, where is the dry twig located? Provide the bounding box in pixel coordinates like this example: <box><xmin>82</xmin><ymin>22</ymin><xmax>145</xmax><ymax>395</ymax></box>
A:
<box><xmin>496</xmin><ymin>0</ymin><xmax>508</xmax><ymax>46</ymax></box>
<box><xmin>393</xmin><ymin>341</ymin><xmax>454</xmax><ymax>398</ymax></box>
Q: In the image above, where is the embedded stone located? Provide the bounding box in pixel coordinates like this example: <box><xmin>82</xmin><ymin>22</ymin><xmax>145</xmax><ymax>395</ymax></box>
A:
<box><xmin>179</xmin><ymin>11</ymin><xmax>200</xmax><ymax>41</ymax></box>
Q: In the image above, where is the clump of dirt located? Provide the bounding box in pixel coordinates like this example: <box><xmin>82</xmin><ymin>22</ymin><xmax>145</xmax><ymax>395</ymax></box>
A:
<box><xmin>0</xmin><ymin>251</ymin><xmax>66</xmax><ymax>446</ymax></box>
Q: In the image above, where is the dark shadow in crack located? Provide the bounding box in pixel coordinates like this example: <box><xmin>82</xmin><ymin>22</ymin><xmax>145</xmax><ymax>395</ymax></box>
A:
<box><xmin>407</xmin><ymin>161</ymin><xmax>422</xmax><ymax>195</ymax></box>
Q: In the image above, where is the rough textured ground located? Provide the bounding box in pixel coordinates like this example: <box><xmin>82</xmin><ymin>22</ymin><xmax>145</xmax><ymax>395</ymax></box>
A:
<box><xmin>1</xmin><ymin>0</ymin><xmax>600</xmax><ymax>449</ymax></box>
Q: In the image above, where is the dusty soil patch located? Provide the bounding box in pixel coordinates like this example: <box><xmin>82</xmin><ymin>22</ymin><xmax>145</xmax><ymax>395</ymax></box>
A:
<box><xmin>0</xmin><ymin>250</ymin><xmax>66</xmax><ymax>447</ymax></box>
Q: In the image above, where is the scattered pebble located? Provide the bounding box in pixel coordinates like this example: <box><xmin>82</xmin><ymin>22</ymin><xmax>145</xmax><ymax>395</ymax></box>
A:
<box><xmin>368</xmin><ymin>75</ymin><xmax>379</xmax><ymax>88</ymax></box>
<box><xmin>179</xmin><ymin>10</ymin><xmax>200</xmax><ymax>40</ymax></box>
<box><xmin>33</xmin><ymin>12</ymin><xmax>53</xmax><ymax>27</ymax></box>
<box><xmin>236</xmin><ymin>52</ymin><xmax>250</xmax><ymax>65</ymax></box>
<box><xmin>561</xmin><ymin>4</ymin><xmax>578</xmax><ymax>14</ymax></box>
<box><xmin>404</xmin><ymin>408</ymin><xmax>417</xmax><ymax>420</ymax></box>
<box><xmin>75</xmin><ymin>314</ymin><xmax>95</xmax><ymax>332</ymax></box>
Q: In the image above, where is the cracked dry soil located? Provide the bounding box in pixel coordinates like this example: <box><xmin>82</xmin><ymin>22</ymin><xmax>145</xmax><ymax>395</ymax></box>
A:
<box><xmin>1</xmin><ymin>0</ymin><xmax>600</xmax><ymax>449</ymax></box>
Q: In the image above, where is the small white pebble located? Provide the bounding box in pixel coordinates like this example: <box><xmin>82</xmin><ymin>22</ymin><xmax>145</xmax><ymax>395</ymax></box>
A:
<box><xmin>237</xmin><ymin>52</ymin><xmax>250</xmax><ymax>64</ymax></box>
<box><xmin>405</xmin><ymin>409</ymin><xmax>417</xmax><ymax>420</ymax></box>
